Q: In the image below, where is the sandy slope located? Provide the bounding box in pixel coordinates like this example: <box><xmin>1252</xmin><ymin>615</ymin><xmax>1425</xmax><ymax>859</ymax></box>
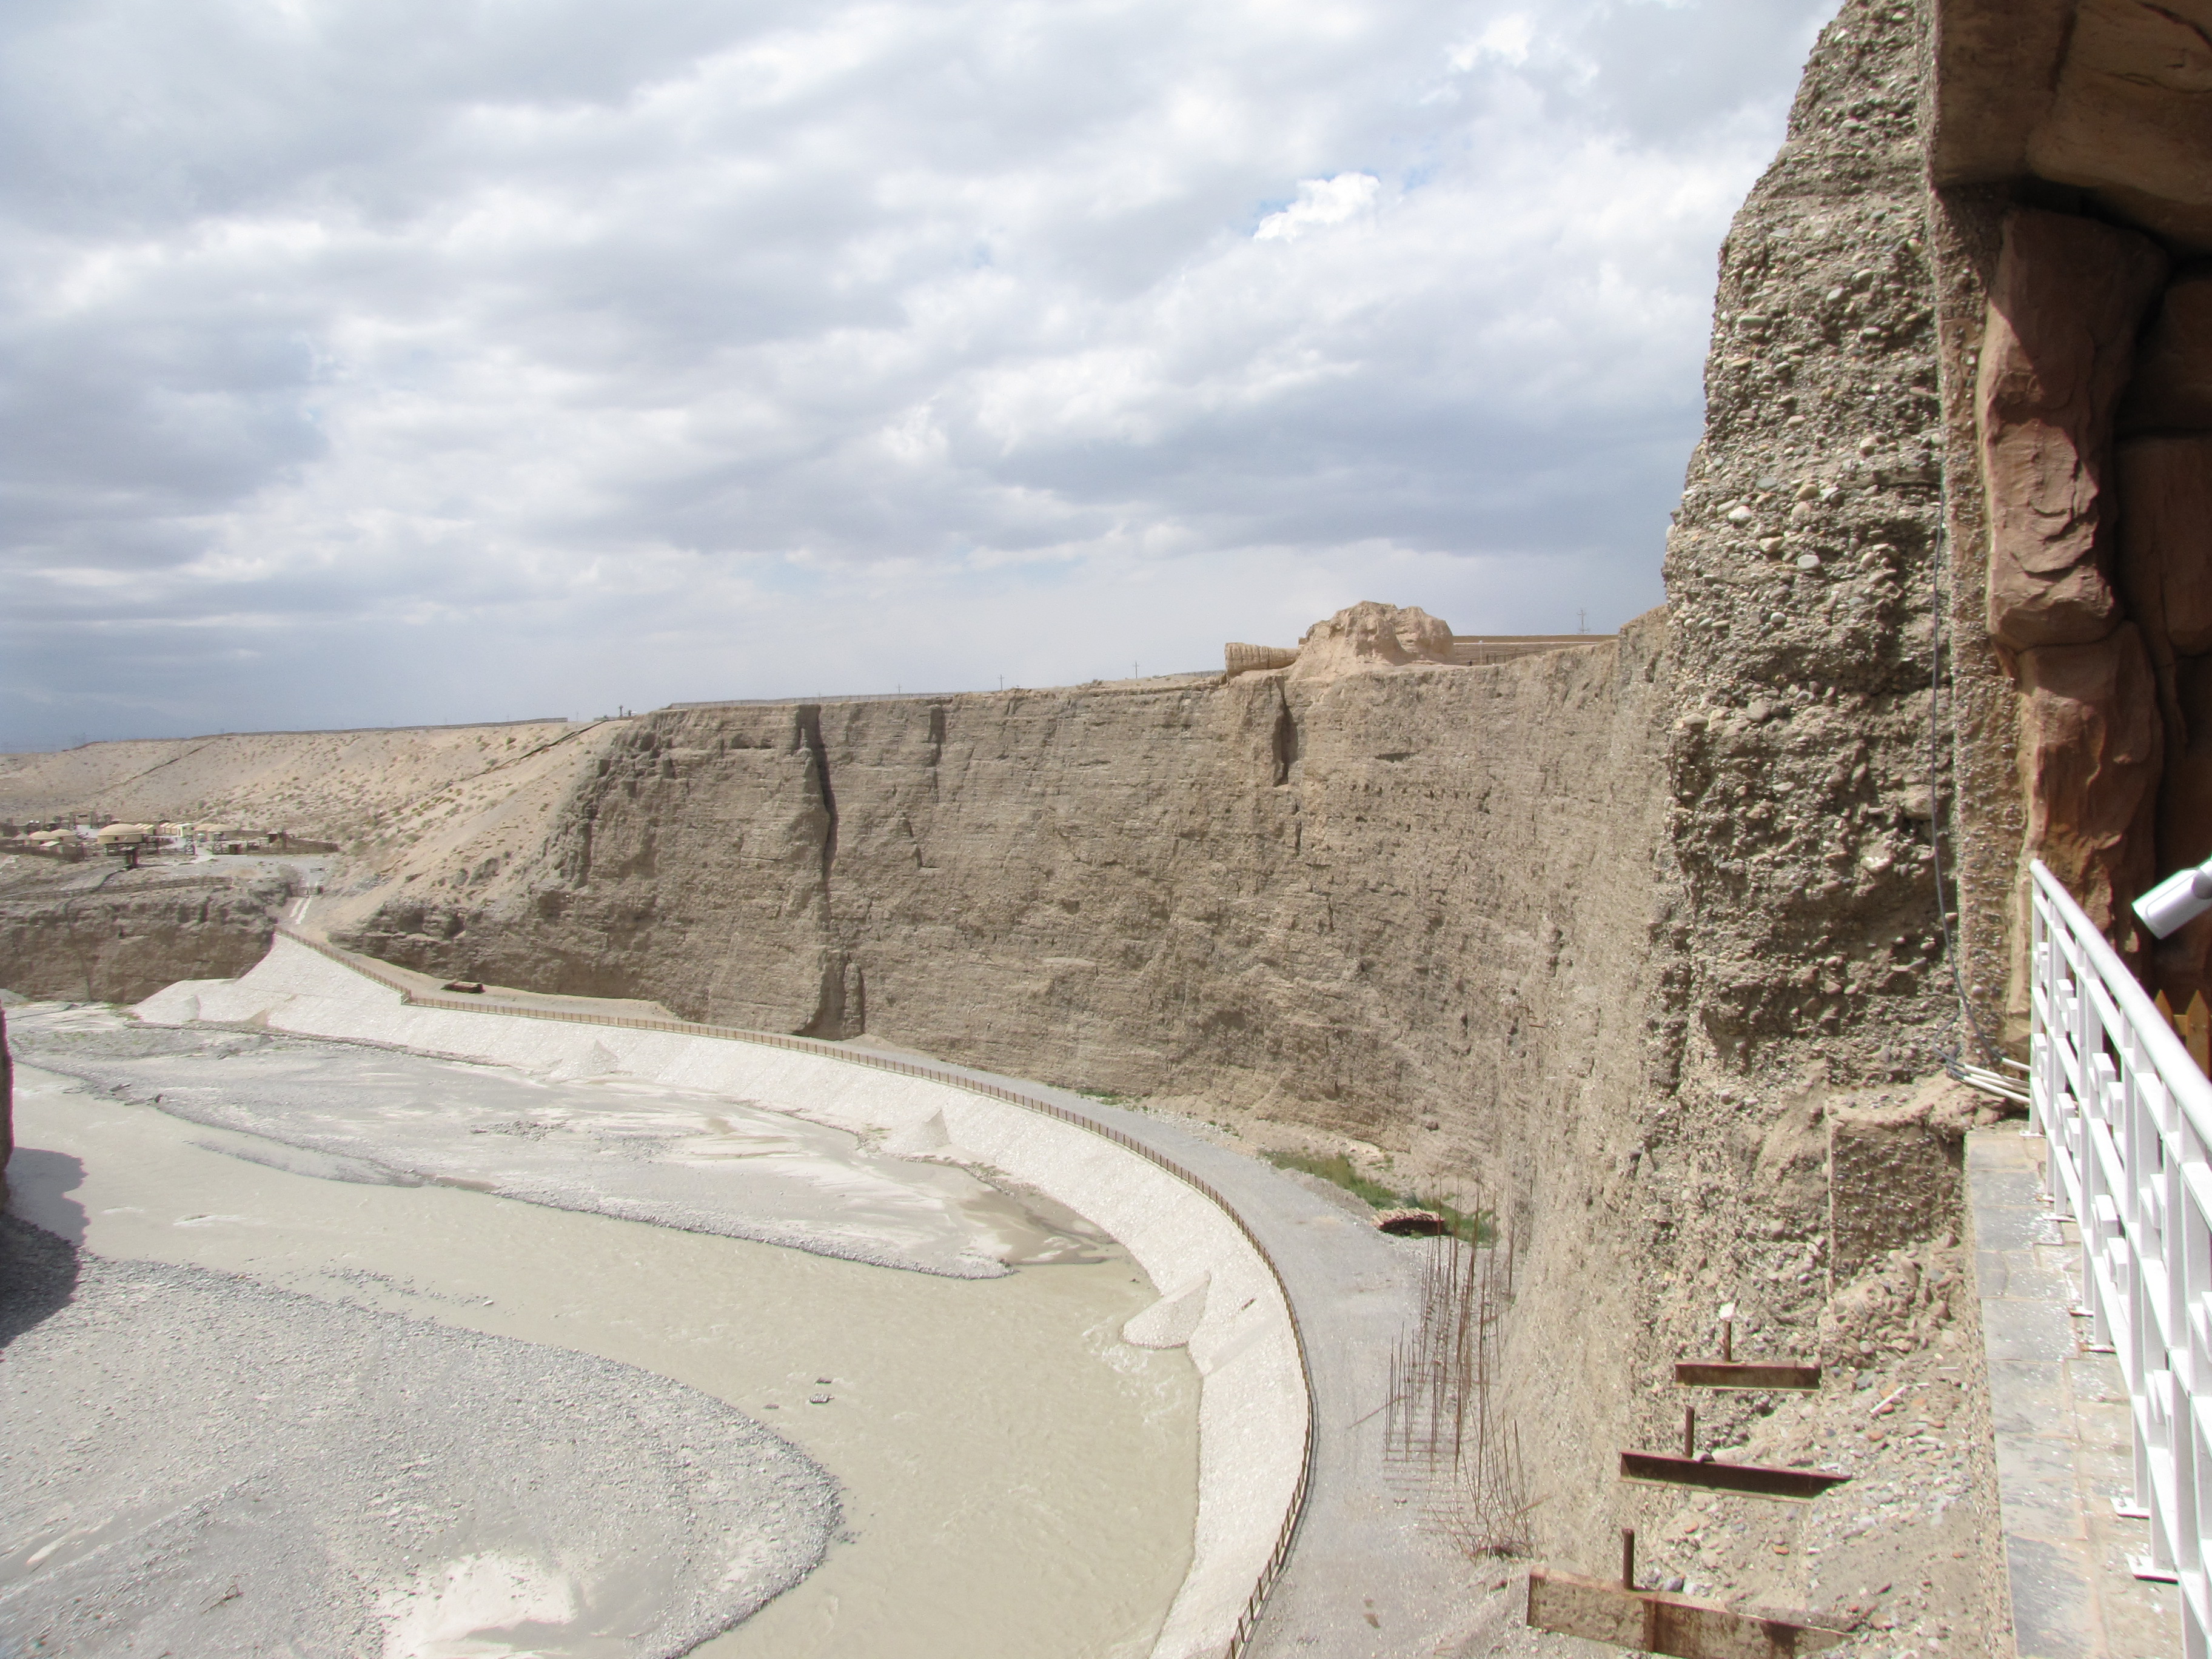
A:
<box><xmin>0</xmin><ymin>719</ymin><xmax>613</xmax><ymax>846</ymax></box>
<box><xmin>0</xmin><ymin>719</ymin><xmax>635</xmax><ymax>974</ymax></box>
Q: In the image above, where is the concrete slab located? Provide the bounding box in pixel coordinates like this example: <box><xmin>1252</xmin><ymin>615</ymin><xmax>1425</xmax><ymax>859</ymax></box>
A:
<box><xmin>1965</xmin><ymin>1130</ymin><xmax>2183</xmax><ymax>1659</ymax></box>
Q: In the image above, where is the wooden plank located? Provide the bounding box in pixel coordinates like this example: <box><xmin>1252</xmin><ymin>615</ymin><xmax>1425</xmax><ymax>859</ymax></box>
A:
<box><xmin>1618</xmin><ymin>1450</ymin><xmax>1849</xmax><ymax>1501</ymax></box>
<box><xmin>2157</xmin><ymin>989</ymin><xmax>2210</xmax><ymax>1077</ymax></box>
<box><xmin>1526</xmin><ymin>1569</ymin><xmax>1850</xmax><ymax>1657</ymax></box>
<box><xmin>1675</xmin><ymin>1361</ymin><xmax>1822</xmax><ymax>1391</ymax></box>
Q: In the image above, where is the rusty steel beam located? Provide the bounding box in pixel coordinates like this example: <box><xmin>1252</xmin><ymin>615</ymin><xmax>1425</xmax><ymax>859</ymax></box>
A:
<box><xmin>1675</xmin><ymin>1361</ymin><xmax>1822</xmax><ymax>1391</ymax></box>
<box><xmin>1618</xmin><ymin>1451</ymin><xmax>1849</xmax><ymax>1501</ymax></box>
<box><xmin>1526</xmin><ymin>1569</ymin><xmax>1850</xmax><ymax>1657</ymax></box>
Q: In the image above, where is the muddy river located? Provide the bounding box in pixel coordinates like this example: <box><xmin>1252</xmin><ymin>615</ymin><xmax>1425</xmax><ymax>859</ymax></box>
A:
<box><xmin>4</xmin><ymin>1014</ymin><xmax>1200</xmax><ymax>1657</ymax></box>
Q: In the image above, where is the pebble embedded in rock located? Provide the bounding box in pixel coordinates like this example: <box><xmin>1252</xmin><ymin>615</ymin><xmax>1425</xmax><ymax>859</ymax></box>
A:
<box><xmin>1797</xmin><ymin>554</ymin><xmax>1822</xmax><ymax>571</ymax></box>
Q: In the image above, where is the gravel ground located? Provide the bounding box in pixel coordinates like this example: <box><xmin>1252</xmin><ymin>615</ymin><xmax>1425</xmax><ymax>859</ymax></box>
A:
<box><xmin>0</xmin><ymin>1215</ymin><xmax>839</xmax><ymax>1658</ymax></box>
<box><xmin>8</xmin><ymin>1006</ymin><xmax>1096</xmax><ymax>1278</ymax></box>
<box><xmin>1429</xmin><ymin>1236</ymin><xmax>2005</xmax><ymax>1658</ymax></box>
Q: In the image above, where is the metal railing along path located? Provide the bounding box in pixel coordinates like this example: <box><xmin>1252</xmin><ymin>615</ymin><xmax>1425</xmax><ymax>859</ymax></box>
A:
<box><xmin>2028</xmin><ymin>860</ymin><xmax>2212</xmax><ymax>1655</ymax></box>
<box><xmin>268</xmin><ymin>927</ymin><xmax>1316</xmax><ymax>1657</ymax></box>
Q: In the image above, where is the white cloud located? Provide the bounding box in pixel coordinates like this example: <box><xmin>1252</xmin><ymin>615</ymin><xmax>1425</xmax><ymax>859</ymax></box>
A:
<box><xmin>1253</xmin><ymin>173</ymin><xmax>1379</xmax><ymax>242</ymax></box>
<box><xmin>1450</xmin><ymin>14</ymin><xmax>1536</xmax><ymax>71</ymax></box>
<box><xmin>0</xmin><ymin>0</ymin><xmax>1842</xmax><ymax>746</ymax></box>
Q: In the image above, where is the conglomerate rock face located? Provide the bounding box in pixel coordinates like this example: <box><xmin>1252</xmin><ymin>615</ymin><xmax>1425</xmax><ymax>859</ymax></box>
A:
<box><xmin>1657</xmin><ymin>3</ymin><xmax>1954</xmax><ymax>1100</ymax></box>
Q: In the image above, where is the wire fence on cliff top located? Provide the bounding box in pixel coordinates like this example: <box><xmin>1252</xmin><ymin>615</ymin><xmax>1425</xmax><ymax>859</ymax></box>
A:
<box><xmin>269</xmin><ymin>925</ymin><xmax>1316</xmax><ymax>1658</ymax></box>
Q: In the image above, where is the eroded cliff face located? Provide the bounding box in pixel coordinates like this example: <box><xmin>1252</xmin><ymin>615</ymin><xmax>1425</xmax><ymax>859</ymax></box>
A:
<box><xmin>0</xmin><ymin>860</ymin><xmax>293</xmax><ymax>1005</ymax></box>
<box><xmin>0</xmin><ymin>0</ymin><xmax>2034</xmax><ymax>1602</ymax></box>
<box><xmin>307</xmin><ymin>4</ymin><xmax>2003</xmax><ymax>1577</ymax></box>
<box><xmin>326</xmin><ymin>623</ymin><xmax>1699</xmax><ymax>1563</ymax></box>
<box><xmin>337</xmin><ymin>635</ymin><xmax>1673</xmax><ymax>1142</ymax></box>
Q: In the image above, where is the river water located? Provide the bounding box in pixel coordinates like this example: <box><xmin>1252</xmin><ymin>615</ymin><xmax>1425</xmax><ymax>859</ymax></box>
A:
<box><xmin>7</xmin><ymin>1054</ymin><xmax>1200</xmax><ymax>1657</ymax></box>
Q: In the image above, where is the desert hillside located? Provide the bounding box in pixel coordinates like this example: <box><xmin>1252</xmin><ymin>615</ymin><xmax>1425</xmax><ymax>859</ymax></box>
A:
<box><xmin>0</xmin><ymin>719</ymin><xmax>605</xmax><ymax>845</ymax></box>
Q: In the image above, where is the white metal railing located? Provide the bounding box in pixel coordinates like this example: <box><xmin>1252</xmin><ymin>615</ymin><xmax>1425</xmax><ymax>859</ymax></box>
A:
<box><xmin>2029</xmin><ymin>859</ymin><xmax>2212</xmax><ymax>1654</ymax></box>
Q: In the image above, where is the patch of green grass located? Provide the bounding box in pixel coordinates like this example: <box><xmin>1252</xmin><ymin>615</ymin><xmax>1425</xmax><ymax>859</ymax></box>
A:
<box><xmin>1262</xmin><ymin>1150</ymin><xmax>1493</xmax><ymax>1242</ymax></box>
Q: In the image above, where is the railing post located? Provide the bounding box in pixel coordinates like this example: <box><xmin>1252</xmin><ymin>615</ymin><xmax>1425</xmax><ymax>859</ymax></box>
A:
<box><xmin>2028</xmin><ymin>863</ymin><xmax>2212</xmax><ymax>1642</ymax></box>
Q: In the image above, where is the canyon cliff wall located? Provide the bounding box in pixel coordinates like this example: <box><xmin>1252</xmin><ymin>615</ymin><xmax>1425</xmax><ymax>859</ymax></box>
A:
<box><xmin>322</xmin><ymin>12</ymin><xmax>1971</xmax><ymax>1526</ymax></box>
<box><xmin>0</xmin><ymin>862</ymin><xmax>294</xmax><ymax>1006</ymax></box>
<box><xmin>304</xmin><ymin>0</ymin><xmax>1979</xmax><ymax>1569</ymax></box>
<box><xmin>335</xmin><ymin>641</ymin><xmax>1675</xmax><ymax>1140</ymax></box>
<box><xmin>0</xmin><ymin>2</ymin><xmax>2065</xmax><ymax>1605</ymax></box>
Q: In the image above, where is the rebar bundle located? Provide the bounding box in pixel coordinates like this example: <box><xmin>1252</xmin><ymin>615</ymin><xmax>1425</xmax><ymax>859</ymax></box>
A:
<box><xmin>1381</xmin><ymin>1196</ymin><xmax>1533</xmax><ymax>1558</ymax></box>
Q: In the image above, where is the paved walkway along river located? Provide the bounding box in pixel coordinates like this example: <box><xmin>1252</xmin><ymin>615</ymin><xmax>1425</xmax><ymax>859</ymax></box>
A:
<box><xmin>30</xmin><ymin>931</ymin><xmax>1493</xmax><ymax>1655</ymax></box>
<box><xmin>284</xmin><ymin>939</ymin><xmax>1495</xmax><ymax>1653</ymax></box>
<box><xmin>298</xmin><ymin>936</ymin><xmax>1491</xmax><ymax>1655</ymax></box>
<box><xmin>908</xmin><ymin>1053</ymin><xmax>1490</xmax><ymax>1658</ymax></box>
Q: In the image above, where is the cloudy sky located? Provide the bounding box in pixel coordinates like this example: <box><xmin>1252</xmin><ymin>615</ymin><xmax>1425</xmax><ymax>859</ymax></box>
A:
<box><xmin>2</xmin><ymin>0</ymin><xmax>1840</xmax><ymax>746</ymax></box>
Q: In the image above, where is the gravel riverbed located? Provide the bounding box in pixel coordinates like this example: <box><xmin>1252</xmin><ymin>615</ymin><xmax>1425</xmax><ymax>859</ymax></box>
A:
<box><xmin>0</xmin><ymin>1215</ymin><xmax>837</xmax><ymax>1658</ymax></box>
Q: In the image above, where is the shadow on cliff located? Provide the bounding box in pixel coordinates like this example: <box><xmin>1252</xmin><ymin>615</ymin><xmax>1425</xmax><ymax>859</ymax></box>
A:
<box><xmin>1</xmin><ymin>1159</ymin><xmax>85</xmax><ymax>1350</ymax></box>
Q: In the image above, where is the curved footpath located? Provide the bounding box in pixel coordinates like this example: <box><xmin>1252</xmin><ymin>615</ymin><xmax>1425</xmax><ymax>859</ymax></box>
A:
<box><xmin>910</xmin><ymin>1052</ymin><xmax>1490</xmax><ymax>1659</ymax></box>
<box><xmin>134</xmin><ymin>932</ymin><xmax>1481</xmax><ymax>1657</ymax></box>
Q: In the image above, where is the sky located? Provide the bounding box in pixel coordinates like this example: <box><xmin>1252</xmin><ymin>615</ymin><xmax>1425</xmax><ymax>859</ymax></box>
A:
<box><xmin>1</xmin><ymin>0</ymin><xmax>1843</xmax><ymax>747</ymax></box>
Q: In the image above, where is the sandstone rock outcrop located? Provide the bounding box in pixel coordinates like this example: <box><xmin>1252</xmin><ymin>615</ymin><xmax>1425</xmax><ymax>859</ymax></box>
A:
<box><xmin>1931</xmin><ymin>2</ymin><xmax>2212</xmax><ymax>1026</ymax></box>
<box><xmin>2121</xmin><ymin>271</ymin><xmax>2212</xmax><ymax>432</ymax></box>
<box><xmin>2013</xmin><ymin>625</ymin><xmax>2163</xmax><ymax>939</ymax></box>
<box><xmin>2024</xmin><ymin>0</ymin><xmax>2212</xmax><ymax>252</ymax></box>
<box><xmin>2153</xmin><ymin>655</ymin><xmax>2212</xmax><ymax>1000</ymax></box>
<box><xmin>2116</xmin><ymin>431</ymin><xmax>2212</xmax><ymax>997</ymax></box>
<box><xmin>2119</xmin><ymin>435</ymin><xmax>2212</xmax><ymax>654</ymax></box>
<box><xmin>1976</xmin><ymin>209</ymin><xmax>2167</xmax><ymax>650</ymax></box>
